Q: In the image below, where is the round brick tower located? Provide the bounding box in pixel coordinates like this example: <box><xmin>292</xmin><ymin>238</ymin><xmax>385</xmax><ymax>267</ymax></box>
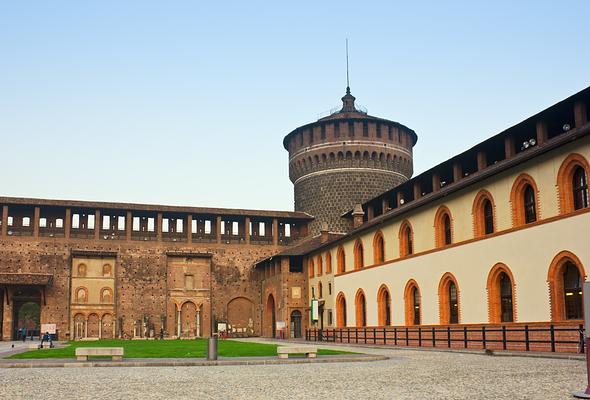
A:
<box><xmin>284</xmin><ymin>87</ymin><xmax>417</xmax><ymax>234</ymax></box>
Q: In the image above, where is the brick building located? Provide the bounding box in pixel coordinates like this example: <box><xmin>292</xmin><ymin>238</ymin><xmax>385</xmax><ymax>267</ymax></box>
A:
<box><xmin>1</xmin><ymin>85</ymin><xmax>590</xmax><ymax>349</ymax></box>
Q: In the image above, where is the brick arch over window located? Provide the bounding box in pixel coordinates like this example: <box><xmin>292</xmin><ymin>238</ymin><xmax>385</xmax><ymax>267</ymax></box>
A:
<box><xmin>336</xmin><ymin>292</ymin><xmax>347</xmax><ymax>327</ymax></box>
<box><xmin>354</xmin><ymin>239</ymin><xmax>364</xmax><ymax>270</ymax></box>
<box><xmin>438</xmin><ymin>272</ymin><xmax>460</xmax><ymax>324</ymax></box>
<box><xmin>316</xmin><ymin>255</ymin><xmax>323</xmax><ymax>276</ymax></box>
<box><xmin>373</xmin><ymin>230</ymin><xmax>385</xmax><ymax>264</ymax></box>
<box><xmin>487</xmin><ymin>263</ymin><xmax>517</xmax><ymax>323</ymax></box>
<box><xmin>377</xmin><ymin>284</ymin><xmax>392</xmax><ymax>326</ymax></box>
<box><xmin>325</xmin><ymin>252</ymin><xmax>332</xmax><ymax>274</ymax></box>
<box><xmin>399</xmin><ymin>220</ymin><xmax>414</xmax><ymax>257</ymax></box>
<box><xmin>355</xmin><ymin>289</ymin><xmax>367</xmax><ymax>327</ymax></box>
<box><xmin>434</xmin><ymin>206</ymin><xmax>453</xmax><ymax>248</ymax></box>
<box><xmin>308</xmin><ymin>258</ymin><xmax>314</xmax><ymax>279</ymax></box>
<box><xmin>404</xmin><ymin>279</ymin><xmax>421</xmax><ymax>326</ymax></box>
<box><xmin>472</xmin><ymin>189</ymin><xmax>496</xmax><ymax>237</ymax></box>
<box><xmin>557</xmin><ymin>153</ymin><xmax>590</xmax><ymax>214</ymax></box>
<box><xmin>510</xmin><ymin>173</ymin><xmax>541</xmax><ymax>226</ymax></box>
<box><xmin>337</xmin><ymin>246</ymin><xmax>346</xmax><ymax>274</ymax></box>
<box><xmin>547</xmin><ymin>250</ymin><xmax>586</xmax><ymax>322</ymax></box>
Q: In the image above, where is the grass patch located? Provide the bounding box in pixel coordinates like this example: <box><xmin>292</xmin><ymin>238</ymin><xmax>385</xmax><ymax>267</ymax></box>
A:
<box><xmin>8</xmin><ymin>339</ymin><xmax>355</xmax><ymax>359</ymax></box>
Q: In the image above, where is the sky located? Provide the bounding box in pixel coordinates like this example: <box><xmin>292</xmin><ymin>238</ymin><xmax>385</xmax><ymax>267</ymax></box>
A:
<box><xmin>1</xmin><ymin>1</ymin><xmax>589</xmax><ymax>211</ymax></box>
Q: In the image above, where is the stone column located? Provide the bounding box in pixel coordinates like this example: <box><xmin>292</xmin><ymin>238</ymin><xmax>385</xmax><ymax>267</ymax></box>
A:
<box><xmin>432</xmin><ymin>173</ymin><xmax>440</xmax><ymax>192</ymax></box>
<box><xmin>244</xmin><ymin>217</ymin><xmax>250</xmax><ymax>245</ymax></box>
<box><xmin>64</xmin><ymin>208</ymin><xmax>71</xmax><ymax>239</ymax></box>
<box><xmin>126</xmin><ymin>211</ymin><xmax>132</xmax><ymax>241</ymax></box>
<box><xmin>94</xmin><ymin>210</ymin><xmax>101</xmax><ymax>240</ymax></box>
<box><xmin>1</xmin><ymin>205</ymin><xmax>8</xmax><ymax>236</ymax></box>
<box><xmin>452</xmin><ymin>162</ymin><xmax>462</xmax><ymax>182</ymax></box>
<box><xmin>33</xmin><ymin>206</ymin><xmax>40</xmax><ymax>237</ymax></box>
<box><xmin>98</xmin><ymin>316</ymin><xmax>102</xmax><ymax>339</ymax></box>
<box><xmin>504</xmin><ymin>136</ymin><xmax>515</xmax><ymax>158</ymax></box>
<box><xmin>272</xmin><ymin>219</ymin><xmax>279</xmax><ymax>246</ymax></box>
<box><xmin>216</xmin><ymin>216</ymin><xmax>222</xmax><ymax>244</ymax></box>
<box><xmin>196</xmin><ymin>310</ymin><xmax>201</xmax><ymax>337</ymax></box>
<box><xmin>187</xmin><ymin>215</ymin><xmax>193</xmax><ymax>244</ymax></box>
<box><xmin>574</xmin><ymin>101</ymin><xmax>587</xmax><ymax>128</ymax></box>
<box><xmin>177</xmin><ymin>309</ymin><xmax>181</xmax><ymax>337</ymax></box>
<box><xmin>536</xmin><ymin>121</ymin><xmax>548</xmax><ymax>145</ymax></box>
<box><xmin>477</xmin><ymin>151</ymin><xmax>487</xmax><ymax>171</ymax></box>
<box><xmin>84</xmin><ymin>318</ymin><xmax>88</xmax><ymax>339</ymax></box>
<box><xmin>413</xmin><ymin>182</ymin><xmax>421</xmax><ymax>199</ymax></box>
<box><xmin>156</xmin><ymin>213</ymin><xmax>163</xmax><ymax>242</ymax></box>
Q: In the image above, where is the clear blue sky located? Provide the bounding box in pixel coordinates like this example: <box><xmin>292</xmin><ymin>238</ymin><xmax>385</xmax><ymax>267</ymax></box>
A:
<box><xmin>1</xmin><ymin>1</ymin><xmax>589</xmax><ymax>211</ymax></box>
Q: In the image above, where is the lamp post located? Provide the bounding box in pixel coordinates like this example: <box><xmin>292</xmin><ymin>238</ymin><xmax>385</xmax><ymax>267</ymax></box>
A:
<box><xmin>574</xmin><ymin>282</ymin><xmax>590</xmax><ymax>398</ymax></box>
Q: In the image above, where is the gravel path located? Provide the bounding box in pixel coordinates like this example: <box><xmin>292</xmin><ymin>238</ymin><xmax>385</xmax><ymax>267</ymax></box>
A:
<box><xmin>0</xmin><ymin>345</ymin><xmax>585</xmax><ymax>399</ymax></box>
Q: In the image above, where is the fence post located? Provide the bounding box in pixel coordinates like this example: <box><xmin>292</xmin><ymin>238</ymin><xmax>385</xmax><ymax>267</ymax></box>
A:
<box><xmin>355</xmin><ymin>328</ymin><xmax>358</xmax><ymax>344</ymax></box>
<box><xmin>464</xmin><ymin>326</ymin><xmax>468</xmax><ymax>349</ymax></box>
<box><xmin>373</xmin><ymin>328</ymin><xmax>376</xmax><ymax>344</ymax></box>
<box><xmin>406</xmin><ymin>327</ymin><xmax>409</xmax><ymax>346</ymax></box>
<box><xmin>482</xmin><ymin>326</ymin><xmax>486</xmax><ymax>349</ymax></box>
<box><xmin>550</xmin><ymin>324</ymin><xmax>555</xmax><ymax>352</ymax></box>
<box><xmin>525</xmin><ymin>325</ymin><xmax>530</xmax><ymax>352</ymax></box>
<box><xmin>418</xmin><ymin>327</ymin><xmax>422</xmax><ymax>347</ymax></box>
<box><xmin>447</xmin><ymin>326</ymin><xmax>451</xmax><ymax>348</ymax></box>
<box><xmin>394</xmin><ymin>327</ymin><xmax>398</xmax><ymax>346</ymax></box>
<box><xmin>580</xmin><ymin>324</ymin><xmax>585</xmax><ymax>354</ymax></box>
<box><xmin>432</xmin><ymin>327</ymin><xmax>436</xmax><ymax>348</ymax></box>
<box><xmin>502</xmin><ymin>325</ymin><xmax>507</xmax><ymax>351</ymax></box>
<box><xmin>383</xmin><ymin>328</ymin><xmax>387</xmax><ymax>345</ymax></box>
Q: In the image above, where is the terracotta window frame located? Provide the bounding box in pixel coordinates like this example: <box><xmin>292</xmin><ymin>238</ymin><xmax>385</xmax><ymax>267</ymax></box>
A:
<box><xmin>404</xmin><ymin>279</ymin><xmax>421</xmax><ymax>326</ymax></box>
<box><xmin>336</xmin><ymin>292</ymin><xmax>347</xmax><ymax>327</ymax></box>
<box><xmin>75</xmin><ymin>287</ymin><xmax>88</xmax><ymax>303</ymax></box>
<box><xmin>318</xmin><ymin>281</ymin><xmax>323</xmax><ymax>299</ymax></box>
<box><xmin>557</xmin><ymin>153</ymin><xmax>590</xmax><ymax>214</ymax></box>
<box><xmin>354</xmin><ymin>239</ymin><xmax>364</xmax><ymax>270</ymax></box>
<box><xmin>399</xmin><ymin>220</ymin><xmax>414</xmax><ymax>257</ymax></box>
<box><xmin>434</xmin><ymin>206</ymin><xmax>453</xmax><ymax>248</ymax></box>
<box><xmin>377</xmin><ymin>284</ymin><xmax>392</xmax><ymax>326</ymax></box>
<box><xmin>316</xmin><ymin>255</ymin><xmax>323</xmax><ymax>276</ymax></box>
<box><xmin>373</xmin><ymin>230</ymin><xmax>385</xmax><ymax>264</ymax></box>
<box><xmin>355</xmin><ymin>289</ymin><xmax>367</xmax><ymax>327</ymax></box>
<box><xmin>487</xmin><ymin>263</ymin><xmax>516</xmax><ymax>323</ymax></box>
<box><xmin>438</xmin><ymin>272</ymin><xmax>460</xmax><ymax>324</ymax></box>
<box><xmin>337</xmin><ymin>246</ymin><xmax>346</xmax><ymax>274</ymax></box>
<box><xmin>510</xmin><ymin>173</ymin><xmax>540</xmax><ymax>226</ymax></box>
<box><xmin>100</xmin><ymin>287</ymin><xmax>113</xmax><ymax>303</ymax></box>
<box><xmin>472</xmin><ymin>189</ymin><xmax>497</xmax><ymax>237</ymax></box>
<box><xmin>548</xmin><ymin>250</ymin><xmax>586</xmax><ymax>322</ymax></box>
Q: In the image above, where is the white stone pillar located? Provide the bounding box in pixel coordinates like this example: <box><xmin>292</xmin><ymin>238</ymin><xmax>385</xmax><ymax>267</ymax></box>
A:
<box><xmin>98</xmin><ymin>316</ymin><xmax>102</xmax><ymax>339</ymax></box>
<box><xmin>84</xmin><ymin>318</ymin><xmax>88</xmax><ymax>338</ymax></box>
<box><xmin>177</xmin><ymin>309</ymin><xmax>181</xmax><ymax>337</ymax></box>
<box><xmin>196</xmin><ymin>310</ymin><xmax>201</xmax><ymax>337</ymax></box>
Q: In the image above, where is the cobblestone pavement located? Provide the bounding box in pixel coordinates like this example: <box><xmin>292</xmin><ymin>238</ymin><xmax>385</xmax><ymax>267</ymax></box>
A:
<box><xmin>0</xmin><ymin>343</ymin><xmax>585</xmax><ymax>400</ymax></box>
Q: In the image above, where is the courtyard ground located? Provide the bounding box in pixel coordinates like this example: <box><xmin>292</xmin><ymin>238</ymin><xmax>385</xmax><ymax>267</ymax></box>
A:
<box><xmin>0</xmin><ymin>339</ymin><xmax>586</xmax><ymax>399</ymax></box>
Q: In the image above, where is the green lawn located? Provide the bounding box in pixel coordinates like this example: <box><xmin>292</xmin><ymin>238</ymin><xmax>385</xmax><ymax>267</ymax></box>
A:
<box><xmin>8</xmin><ymin>339</ymin><xmax>353</xmax><ymax>359</ymax></box>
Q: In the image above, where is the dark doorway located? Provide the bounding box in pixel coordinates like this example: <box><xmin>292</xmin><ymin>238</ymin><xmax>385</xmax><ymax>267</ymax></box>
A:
<box><xmin>12</xmin><ymin>287</ymin><xmax>41</xmax><ymax>340</ymax></box>
<box><xmin>265</xmin><ymin>294</ymin><xmax>276</xmax><ymax>338</ymax></box>
<box><xmin>290</xmin><ymin>310</ymin><xmax>302</xmax><ymax>338</ymax></box>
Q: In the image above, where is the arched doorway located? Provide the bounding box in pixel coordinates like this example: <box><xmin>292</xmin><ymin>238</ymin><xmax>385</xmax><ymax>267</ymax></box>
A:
<box><xmin>12</xmin><ymin>287</ymin><xmax>41</xmax><ymax>340</ymax></box>
<box><xmin>181</xmin><ymin>301</ymin><xmax>198</xmax><ymax>338</ymax></box>
<box><xmin>265</xmin><ymin>294</ymin><xmax>276</xmax><ymax>338</ymax></box>
<box><xmin>290</xmin><ymin>310</ymin><xmax>302</xmax><ymax>338</ymax></box>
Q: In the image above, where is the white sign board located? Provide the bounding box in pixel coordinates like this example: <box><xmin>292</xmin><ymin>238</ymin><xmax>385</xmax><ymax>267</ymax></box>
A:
<box><xmin>217</xmin><ymin>323</ymin><xmax>227</xmax><ymax>332</ymax></box>
<box><xmin>311</xmin><ymin>299</ymin><xmax>319</xmax><ymax>321</ymax></box>
<box><xmin>276</xmin><ymin>321</ymin><xmax>286</xmax><ymax>330</ymax></box>
<box><xmin>41</xmin><ymin>324</ymin><xmax>56</xmax><ymax>334</ymax></box>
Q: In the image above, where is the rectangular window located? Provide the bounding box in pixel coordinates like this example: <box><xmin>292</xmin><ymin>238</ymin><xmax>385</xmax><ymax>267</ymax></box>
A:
<box><xmin>176</xmin><ymin>219</ymin><xmax>183</xmax><ymax>233</ymax></box>
<box><xmin>204</xmin><ymin>220</ymin><xmax>212</xmax><ymax>234</ymax></box>
<box><xmin>55</xmin><ymin>218</ymin><xmax>63</xmax><ymax>228</ymax></box>
<box><xmin>147</xmin><ymin>218</ymin><xmax>155</xmax><ymax>232</ymax></box>
<box><xmin>284</xmin><ymin>223</ymin><xmax>291</xmax><ymax>237</ymax></box>
<box><xmin>328</xmin><ymin>310</ymin><xmax>333</xmax><ymax>325</ymax></box>
<box><xmin>132</xmin><ymin>217</ymin><xmax>140</xmax><ymax>231</ymax></box>
<box><xmin>72</xmin><ymin>214</ymin><xmax>80</xmax><ymax>229</ymax></box>
<box><xmin>7</xmin><ymin>216</ymin><xmax>13</xmax><ymax>226</ymax></box>
<box><xmin>22</xmin><ymin>217</ymin><xmax>30</xmax><ymax>227</ymax></box>
<box><xmin>232</xmin><ymin>221</ymin><xmax>239</xmax><ymax>235</ymax></box>
<box><xmin>328</xmin><ymin>282</ymin><xmax>332</xmax><ymax>295</ymax></box>
<box><xmin>184</xmin><ymin>274</ymin><xmax>194</xmax><ymax>290</ymax></box>
<box><xmin>191</xmin><ymin>219</ymin><xmax>197</xmax><ymax>234</ymax></box>
<box><xmin>87</xmin><ymin>215</ymin><xmax>95</xmax><ymax>230</ymax></box>
<box><xmin>162</xmin><ymin>218</ymin><xmax>169</xmax><ymax>233</ymax></box>
<box><xmin>117</xmin><ymin>216</ymin><xmax>125</xmax><ymax>231</ymax></box>
<box><xmin>102</xmin><ymin>215</ymin><xmax>109</xmax><ymax>230</ymax></box>
<box><xmin>259</xmin><ymin>222</ymin><xmax>265</xmax><ymax>236</ymax></box>
<box><xmin>39</xmin><ymin>218</ymin><xmax>47</xmax><ymax>228</ymax></box>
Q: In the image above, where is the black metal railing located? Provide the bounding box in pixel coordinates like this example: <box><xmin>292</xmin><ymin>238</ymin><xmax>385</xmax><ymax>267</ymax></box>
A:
<box><xmin>306</xmin><ymin>324</ymin><xmax>585</xmax><ymax>353</ymax></box>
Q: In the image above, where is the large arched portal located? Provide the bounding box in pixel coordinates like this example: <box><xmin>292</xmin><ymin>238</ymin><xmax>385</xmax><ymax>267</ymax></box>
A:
<box><xmin>12</xmin><ymin>288</ymin><xmax>41</xmax><ymax>340</ymax></box>
<box><xmin>265</xmin><ymin>294</ymin><xmax>276</xmax><ymax>338</ymax></box>
<box><xmin>181</xmin><ymin>301</ymin><xmax>198</xmax><ymax>338</ymax></box>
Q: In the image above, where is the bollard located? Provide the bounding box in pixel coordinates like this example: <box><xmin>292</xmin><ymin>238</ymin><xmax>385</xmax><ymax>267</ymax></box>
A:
<box><xmin>207</xmin><ymin>336</ymin><xmax>218</xmax><ymax>361</ymax></box>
